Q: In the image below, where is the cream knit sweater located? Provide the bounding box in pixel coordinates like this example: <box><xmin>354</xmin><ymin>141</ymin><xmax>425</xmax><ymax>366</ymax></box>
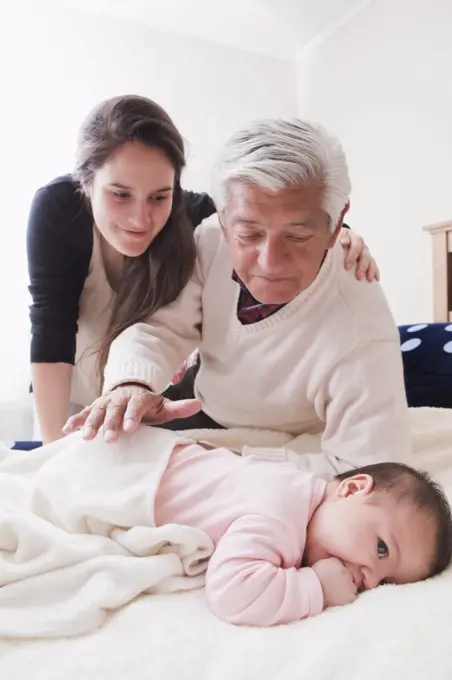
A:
<box><xmin>104</xmin><ymin>222</ymin><xmax>410</xmax><ymax>477</ymax></box>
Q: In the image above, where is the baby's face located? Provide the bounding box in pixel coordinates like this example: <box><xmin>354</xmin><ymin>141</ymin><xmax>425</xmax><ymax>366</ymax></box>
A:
<box><xmin>304</xmin><ymin>474</ymin><xmax>435</xmax><ymax>591</ymax></box>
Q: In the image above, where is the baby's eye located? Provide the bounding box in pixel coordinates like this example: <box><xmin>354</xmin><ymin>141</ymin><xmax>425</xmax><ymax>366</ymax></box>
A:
<box><xmin>377</xmin><ymin>538</ymin><xmax>389</xmax><ymax>559</ymax></box>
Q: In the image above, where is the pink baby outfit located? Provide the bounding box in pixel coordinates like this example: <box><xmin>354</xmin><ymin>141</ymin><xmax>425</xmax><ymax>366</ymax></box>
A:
<box><xmin>154</xmin><ymin>443</ymin><xmax>327</xmax><ymax>626</ymax></box>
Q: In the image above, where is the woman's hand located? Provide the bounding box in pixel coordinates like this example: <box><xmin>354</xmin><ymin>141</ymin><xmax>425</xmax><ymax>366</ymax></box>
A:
<box><xmin>62</xmin><ymin>384</ymin><xmax>201</xmax><ymax>443</ymax></box>
<box><xmin>340</xmin><ymin>228</ymin><xmax>380</xmax><ymax>282</ymax></box>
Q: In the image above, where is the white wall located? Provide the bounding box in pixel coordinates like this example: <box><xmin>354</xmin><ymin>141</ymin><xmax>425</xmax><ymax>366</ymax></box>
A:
<box><xmin>0</xmin><ymin>3</ymin><xmax>296</xmax><ymax>401</ymax></box>
<box><xmin>297</xmin><ymin>0</ymin><xmax>452</xmax><ymax>323</ymax></box>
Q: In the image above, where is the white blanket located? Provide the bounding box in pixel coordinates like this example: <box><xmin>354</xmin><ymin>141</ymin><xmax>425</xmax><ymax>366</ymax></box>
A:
<box><xmin>0</xmin><ymin>427</ymin><xmax>213</xmax><ymax>638</ymax></box>
<box><xmin>0</xmin><ymin>407</ymin><xmax>452</xmax><ymax>680</ymax></box>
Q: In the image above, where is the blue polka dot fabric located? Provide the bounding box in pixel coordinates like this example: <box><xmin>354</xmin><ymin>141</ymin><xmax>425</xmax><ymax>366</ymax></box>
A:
<box><xmin>399</xmin><ymin>323</ymin><xmax>452</xmax><ymax>408</ymax></box>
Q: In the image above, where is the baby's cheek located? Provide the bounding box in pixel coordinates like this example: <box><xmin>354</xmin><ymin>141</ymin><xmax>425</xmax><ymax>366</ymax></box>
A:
<box><xmin>325</xmin><ymin>536</ymin><xmax>353</xmax><ymax>563</ymax></box>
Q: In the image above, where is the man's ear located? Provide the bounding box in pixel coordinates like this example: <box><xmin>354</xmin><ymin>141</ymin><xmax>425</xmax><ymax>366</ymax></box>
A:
<box><xmin>327</xmin><ymin>201</ymin><xmax>350</xmax><ymax>249</ymax></box>
<box><xmin>335</xmin><ymin>473</ymin><xmax>374</xmax><ymax>499</ymax></box>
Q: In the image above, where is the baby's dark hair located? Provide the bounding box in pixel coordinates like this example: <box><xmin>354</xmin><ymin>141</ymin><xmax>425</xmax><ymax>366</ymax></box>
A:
<box><xmin>336</xmin><ymin>462</ymin><xmax>452</xmax><ymax>578</ymax></box>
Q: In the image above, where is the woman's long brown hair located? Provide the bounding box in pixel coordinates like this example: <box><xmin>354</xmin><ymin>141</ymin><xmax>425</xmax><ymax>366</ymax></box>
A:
<box><xmin>74</xmin><ymin>95</ymin><xmax>196</xmax><ymax>384</ymax></box>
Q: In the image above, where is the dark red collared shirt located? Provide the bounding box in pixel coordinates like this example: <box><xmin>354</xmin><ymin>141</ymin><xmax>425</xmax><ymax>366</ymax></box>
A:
<box><xmin>232</xmin><ymin>271</ymin><xmax>286</xmax><ymax>325</ymax></box>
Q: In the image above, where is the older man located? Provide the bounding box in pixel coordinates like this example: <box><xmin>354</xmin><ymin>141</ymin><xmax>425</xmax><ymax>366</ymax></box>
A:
<box><xmin>66</xmin><ymin>119</ymin><xmax>410</xmax><ymax>477</ymax></box>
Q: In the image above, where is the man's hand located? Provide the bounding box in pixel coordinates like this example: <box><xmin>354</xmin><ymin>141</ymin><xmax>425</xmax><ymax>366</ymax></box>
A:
<box><xmin>62</xmin><ymin>384</ymin><xmax>201</xmax><ymax>443</ymax></box>
<box><xmin>312</xmin><ymin>557</ymin><xmax>358</xmax><ymax>608</ymax></box>
<box><xmin>340</xmin><ymin>228</ymin><xmax>380</xmax><ymax>282</ymax></box>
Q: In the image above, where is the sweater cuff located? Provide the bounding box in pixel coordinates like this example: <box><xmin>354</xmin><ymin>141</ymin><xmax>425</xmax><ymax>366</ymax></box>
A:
<box><xmin>103</xmin><ymin>359</ymin><xmax>169</xmax><ymax>395</ymax></box>
<box><xmin>304</xmin><ymin>567</ymin><xmax>324</xmax><ymax>617</ymax></box>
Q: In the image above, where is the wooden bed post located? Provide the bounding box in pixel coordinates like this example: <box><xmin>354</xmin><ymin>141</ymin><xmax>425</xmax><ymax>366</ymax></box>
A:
<box><xmin>423</xmin><ymin>220</ymin><xmax>452</xmax><ymax>322</ymax></box>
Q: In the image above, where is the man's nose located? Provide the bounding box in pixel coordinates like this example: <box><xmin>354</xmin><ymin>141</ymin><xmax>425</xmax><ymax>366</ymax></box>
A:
<box><xmin>257</xmin><ymin>239</ymin><xmax>286</xmax><ymax>272</ymax></box>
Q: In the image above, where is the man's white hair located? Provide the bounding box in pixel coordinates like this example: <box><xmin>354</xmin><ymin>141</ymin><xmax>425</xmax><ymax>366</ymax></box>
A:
<box><xmin>212</xmin><ymin>118</ymin><xmax>351</xmax><ymax>231</ymax></box>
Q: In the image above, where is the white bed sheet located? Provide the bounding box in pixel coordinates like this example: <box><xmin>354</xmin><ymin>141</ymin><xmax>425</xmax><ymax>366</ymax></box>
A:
<box><xmin>1</xmin><ymin>407</ymin><xmax>451</xmax><ymax>680</ymax></box>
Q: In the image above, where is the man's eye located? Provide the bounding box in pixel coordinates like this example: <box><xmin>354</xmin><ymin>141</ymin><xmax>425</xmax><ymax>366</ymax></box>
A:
<box><xmin>290</xmin><ymin>236</ymin><xmax>311</xmax><ymax>243</ymax></box>
<box><xmin>239</xmin><ymin>234</ymin><xmax>260</xmax><ymax>241</ymax></box>
<box><xmin>377</xmin><ymin>538</ymin><xmax>389</xmax><ymax>559</ymax></box>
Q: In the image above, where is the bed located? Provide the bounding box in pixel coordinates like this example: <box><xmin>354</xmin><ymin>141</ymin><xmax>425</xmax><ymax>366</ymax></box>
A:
<box><xmin>0</xmin><ymin>405</ymin><xmax>451</xmax><ymax>680</ymax></box>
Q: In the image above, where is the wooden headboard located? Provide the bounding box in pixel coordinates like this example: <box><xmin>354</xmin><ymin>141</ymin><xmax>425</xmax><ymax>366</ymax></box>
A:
<box><xmin>424</xmin><ymin>220</ymin><xmax>452</xmax><ymax>322</ymax></box>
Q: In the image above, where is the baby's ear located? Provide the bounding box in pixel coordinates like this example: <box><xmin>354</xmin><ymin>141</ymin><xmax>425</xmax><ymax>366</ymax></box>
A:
<box><xmin>336</xmin><ymin>473</ymin><xmax>374</xmax><ymax>498</ymax></box>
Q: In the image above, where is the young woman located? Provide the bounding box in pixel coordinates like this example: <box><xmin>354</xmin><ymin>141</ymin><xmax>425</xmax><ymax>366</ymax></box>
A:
<box><xmin>27</xmin><ymin>95</ymin><xmax>377</xmax><ymax>444</ymax></box>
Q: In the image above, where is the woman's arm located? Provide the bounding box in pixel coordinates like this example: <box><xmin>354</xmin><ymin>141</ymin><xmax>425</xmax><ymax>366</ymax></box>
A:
<box><xmin>183</xmin><ymin>190</ymin><xmax>216</xmax><ymax>227</ymax></box>
<box><xmin>32</xmin><ymin>363</ymin><xmax>73</xmax><ymax>444</ymax></box>
<box><xmin>27</xmin><ymin>176</ymin><xmax>93</xmax><ymax>441</ymax></box>
<box><xmin>340</xmin><ymin>226</ymin><xmax>380</xmax><ymax>282</ymax></box>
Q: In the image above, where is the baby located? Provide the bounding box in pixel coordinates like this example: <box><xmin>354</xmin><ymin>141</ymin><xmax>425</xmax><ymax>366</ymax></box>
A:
<box><xmin>153</xmin><ymin>438</ymin><xmax>452</xmax><ymax>626</ymax></box>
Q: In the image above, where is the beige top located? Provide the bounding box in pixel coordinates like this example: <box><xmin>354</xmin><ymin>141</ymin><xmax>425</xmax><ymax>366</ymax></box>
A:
<box><xmin>104</xmin><ymin>221</ymin><xmax>411</xmax><ymax>478</ymax></box>
<box><xmin>71</xmin><ymin>228</ymin><xmax>115</xmax><ymax>408</ymax></box>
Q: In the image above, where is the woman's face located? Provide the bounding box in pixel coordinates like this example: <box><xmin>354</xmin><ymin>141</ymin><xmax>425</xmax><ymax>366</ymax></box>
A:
<box><xmin>88</xmin><ymin>141</ymin><xmax>176</xmax><ymax>257</ymax></box>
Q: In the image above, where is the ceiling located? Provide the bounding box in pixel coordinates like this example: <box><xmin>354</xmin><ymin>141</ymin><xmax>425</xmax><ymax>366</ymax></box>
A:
<box><xmin>58</xmin><ymin>0</ymin><xmax>372</xmax><ymax>59</ymax></box>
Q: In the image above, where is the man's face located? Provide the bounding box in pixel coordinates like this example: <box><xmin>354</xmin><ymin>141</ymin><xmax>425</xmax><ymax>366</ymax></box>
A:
<box><xmin>221</xmin><ymin>181</ymin><xmax>343</xmax><ymax>304</ymax></box>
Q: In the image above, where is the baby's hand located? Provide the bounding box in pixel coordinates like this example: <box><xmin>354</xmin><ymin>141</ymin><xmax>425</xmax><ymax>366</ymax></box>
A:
<box><xmin>312</xmin><ymin>557</ymin><xmax>358</xmax><ymax>608</ymax></box>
